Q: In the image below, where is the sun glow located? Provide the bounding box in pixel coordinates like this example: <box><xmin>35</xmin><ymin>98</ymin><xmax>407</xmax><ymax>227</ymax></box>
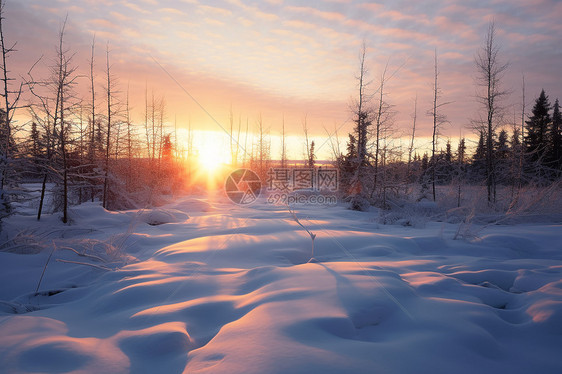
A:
<box><xmin>187</xmin><ymin>131</ymin><xmax>233</xmax><ymax>190</ymax></box>
<box><xmin>197</xmin><ymin>145</ymin><xmax>227</xmax><ymax>172</ymax></box>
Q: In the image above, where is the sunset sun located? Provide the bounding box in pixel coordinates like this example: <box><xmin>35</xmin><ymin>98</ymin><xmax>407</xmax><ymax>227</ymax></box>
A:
<box><xmin>191</xmin><ymin>130</ymin><xmax>232</xmax><ymax>176</ymax></box>
<box><xmin>197</xmin><ymin>145</ymin><xmax>226</xmax><ymax>173</ymax></box>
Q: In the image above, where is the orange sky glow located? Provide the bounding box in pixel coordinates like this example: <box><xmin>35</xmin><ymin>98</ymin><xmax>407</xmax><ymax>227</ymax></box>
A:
<box><xmin>4</xmin><ymin>0</ymin><xmax>562</xmax><ymax>160</ymax></box>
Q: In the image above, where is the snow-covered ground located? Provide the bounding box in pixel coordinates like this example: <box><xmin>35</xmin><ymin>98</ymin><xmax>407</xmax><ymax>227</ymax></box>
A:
<box><xmin>1</xmin><ymin>193</ymin><xmax>561</xmax><ymax>373</ymax></box>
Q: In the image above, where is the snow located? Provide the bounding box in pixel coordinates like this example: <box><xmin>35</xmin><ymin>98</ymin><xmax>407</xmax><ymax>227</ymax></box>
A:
<box><xmin>1</xmin><ymin>193</ymin><xmax>562</xmax><ymax>373</ymax></box>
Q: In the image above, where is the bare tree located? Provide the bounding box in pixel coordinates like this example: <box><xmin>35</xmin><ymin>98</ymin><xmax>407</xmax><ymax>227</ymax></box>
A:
<box><xmin>156</xmin><ymin>95</ymin><xmax>165</xmax><ymax>167</ymax></box>
<box><xmin>144</xmin><ymin>81</ymin><xmax>150</xmax><ymax>160</ymax></box>
<box><xmin>55</xmin><ymin>19</ymin><xmax>78</xmax><ymax>223</ymax></box>
<box><xmin>29</xmin><ymin>18</ymin><xmax>80</xmax><ymax>223</ymax></box>
<box><xmin>302</xmin><ymin>115</ymin><xmax>311</xmax><ymax>165</ymax></box>
<box><xmin>354</xmin><ymin>42</ymin><xmax>371</xmax><ymax>169</ymax></box>
<box><xmin>517</xmin><ymin>74</ymin><xmax>525</xmax><ymax>190</ymax></box>
<box><xmin>229</xmin><ymin>105</ymin><xmax>235</xmax><ymax>165</ymax></box>
<box><xmin>228</xmin><ymin>106</ymin><xmax>242</xmax><ymax>166</ymax></box>
<box><xmin>125</xmin><ymin>82</ymin><xmax>134</xmax><ymax>190</ymax></box>
<box><xmin>428</xmin><ymin>49</ymin><xmax>451</xmax><ymax>201</ymax></box>
<box><xmin>0</xmin><ymin>0</ymin><xmax>23</xmax><ymax>219</ymax></box>
<box><xmin>102</xmin><ymin>42</ymin><xmax>115</xmax><ymax>209</ymax></box>
<box><xmin>406</xmin><ymin>95</ymin><xmax>417</xmax><ymax>183</ymax></box>
<box><xmin>27</xmin><ymin>17</ymin><xmax>79</xmax><ymax>221</ymax></box>
<box><xmin>369</xmin><ymin>60</ymin><xmax>398</xmax><ymax>200</ymax></box>
<box><xmin>474</xmin><ymin>21</ymin><xmax>509</xmax><ymax>204</ymax></box>
<box><xmin>255</xmin><ymin>113</ymin><xmax>270</xmax><ymax>178</ymax></box>
<box><xmin>280</xmin><ymin>114</ymin><xmax>287</xmax><ymax>168</ymax></box>
<box><xmin>151</xmin><ymin>90</ymin><xmax>156</xmax><ymax>162</ymax></box>
<box><xmin>325</xmin><ymin>123</ymin><xmax>342</xmax><ymax>162</ymax></box>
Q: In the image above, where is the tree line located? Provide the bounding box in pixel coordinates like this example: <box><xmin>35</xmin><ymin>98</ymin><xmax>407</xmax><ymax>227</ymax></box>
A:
<box><xmin>1</xmin><ymin>6</ymin><xmax>560</xmax><ymax>227</ymax></box>
<box><xmin>338</xmin><ymin>22</ymin><xmax>561</xmax><ymax>211</ymax></box>
<box><xmin>0</xmin><ymin>7</ymin><xmax>186</xmax><ymax>228</ymax></box>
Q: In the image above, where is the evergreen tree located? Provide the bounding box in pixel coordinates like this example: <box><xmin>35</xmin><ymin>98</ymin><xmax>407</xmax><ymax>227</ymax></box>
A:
<box><xmin>421</xmin><ymin>152</ymin><xmax>429</xmax><ymax>173</ymax></box>
<box><xmin>308</xmin><ymin>140</ymin><xmax>315</xmax><ymax>168</ymax></box>
<box><xmin>509</xmin><ymin>127</ymin><xmax>523</xmax><ymax>186</ymax></box>
<box><xmin>495</xmin><ymin>129</ymin><xmax>510</xmax><ymax>184</ymax></box>
<box><xmin>511</xmin><ymin>127</ymin><xmax>521</xmax><ymax>149</ymax></box>
<box><xmin>29</xmin><ymin>122</ymin><xmax>44</xmax><ymax>175</ymax></box>
<box><xmin>525</xmin><ymin>89</ymin><xmax>551</xmax><ymax>165</ymax></box>
<box><xmin>438</xmin><ymin>140</ymin><xmax>453</xmax><ymax>184</ymax></box>
<box><xmin>470</xmin><ymin>130</ymin><xmax>487</xmax><ymax>182</ymax></box>
<box><xmin>30</xmin><ymin>122</ymin><xmax>41</xmax><ymax>159</ymax></box>
<box><xmin>474</xmin><ymin>130</ymin><xmax>486</xmax><ymax>161</ymax></box>
<box><xmin>161</xmin><ymin>133</ymin><xmax>173</xmax><ymax>161</ymax></box>
<box><xmin>457</xmin><ymin>137</ymin><xmax>466</xmax><ymax>164</ymax></box>
<box><xmin>419</xmin><ymin>152</ymin><xmax>430</xmax><ymax>195</ymax></box>
<box><xmin>339</xmin><ymin>134</ymin><xmax>357</xmax><ymax>195</ymax></box>
<box><xmin>455</xmin><ymin>137</ymin><xmax>467</xmax><ymax>207</ymax></box>
<box><xmin>445</xmin><ymin>140</ymin><xmax>452</xmax><ymax>164</ymax></box>
<box><xmin>548</xmin><ymin>98</ymin><xmax>562</xmax><ymax>172</ymax></box>
<box><xmin>496</xmin><ymin>129</ymin><xmax>509</xmax><ymax>160</ymax></box>
<box><xmin>346</xmin><ymin>133</ymin><xmax>357</xmax><ymax>159</ymax></box>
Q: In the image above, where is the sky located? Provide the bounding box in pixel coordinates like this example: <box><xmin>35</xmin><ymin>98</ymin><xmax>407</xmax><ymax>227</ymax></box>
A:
<box><xmin>4</xmin><ymin>0</ymin><xmax>562</xmax><ymax>159</ymax></box>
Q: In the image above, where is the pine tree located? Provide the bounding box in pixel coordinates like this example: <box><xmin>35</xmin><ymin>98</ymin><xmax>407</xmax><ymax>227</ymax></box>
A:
<box><xmin>421</xmin><ymin>152</ymin><xmax>429</xmax><ymax>173</ymax></box>
<box><xmin>308</xmin><ymin>140</ymin><xmax>315</xmax><ymax>168</ymax></box>
<box><xmin>30</xmin><ymin>122</ymin><xmax>42</xmax><ymax>171</ymax></box>
<box><xmin>338</xmin><ymin>134</ymin><xmax>357</xmax><ymax>195</ymax></box>
<box><xmin>548</xmin><ymin>98</ymin><xmax>562</xmax><ymax>172</ymax></box>
<box><xmin>495</xmin><ymin>129</ymin><xmax>510</xmax><ymax>184</ymax></box>
<box><xmin>509</xmin><ymin>127</ymin><xmax>522</xmax><ymax>186</ymax></box>
<box><xmin>525</xmin><ymin>89</ymin><xmax>551</xmax><ymax>165</ymax></box>
<box><xmin>457</xmin><ymin>138</ymin><xmax>466</xmax><ymax>164</ymax></box>
<box><xmin>439</xmin><ymin>140</ymin><xmax>453</xmax><ymax>184</ymax></box>
<box><xmin>455</xmin><ymin>137</ymin><xmax>467</xmax><ymax>207</ymax></box>
<box><xmin>470</xmin><ymin>130</ymin><xmax>486</xmax><ymax>182</ymax></box>
<box><xmin>496</xmin><ymin>129</ymin><xmax>509</xmax><ymax>160</ymax></box>
<box><xmin>162</xmin><ymin>133</ymin><xmax>173</xmax><ymax>161</ymax></box>
<box><xmin>474</xmin><ymin>130</ymin><xmax>486</xmax><ymax>161</ymax></box>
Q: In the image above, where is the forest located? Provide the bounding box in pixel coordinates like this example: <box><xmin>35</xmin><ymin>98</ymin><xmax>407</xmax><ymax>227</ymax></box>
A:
<box><xmin>0</xmin><ymin>7</ymin><xmax>561</xmax><ymax>230</ymax></box>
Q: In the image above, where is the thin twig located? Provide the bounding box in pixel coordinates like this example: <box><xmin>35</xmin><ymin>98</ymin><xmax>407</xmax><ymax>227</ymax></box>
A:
<box><xmin>35</xmin><ymin>242</ymin><xmax>56</xmax><ymax>294</ymax></box>
<box><xmin>55</xmin><ymin>258</ymin><xmax>111</xmax><ymax>271</ymax></box>
<box><xmin>287</xmin><ymin>204</ymin><xmax>316</xmax><ymax>261</ymax></box>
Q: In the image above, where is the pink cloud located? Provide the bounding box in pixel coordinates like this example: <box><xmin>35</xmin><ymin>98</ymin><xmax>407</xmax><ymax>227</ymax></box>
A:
<box><xmin>110</xmin><ymin>11</ymin><xmax>130</xmax><ymax>22</ymax></box>
<box><xmin>285</xmin><ymin>6</ymin><xmax>347</xmax><ymax>22</ymax></box>
<box><xmin>158</xmin><ymin>8</ymin><xmax>186</xmax><ymax>16</ymax></box>
<box><xmin>198</xmin><ymin>5</ymin><xmax>232</xmax><ymax>17</ymax></box>
<box><xmin>87</xmin><ymin>18</ymin><xmax>119</xmax><ymax>30</ymax></box>
<box><xmin>123</xmin><ymin>2</ymin><xmax>150</xmax><ymax>14</ymax></box>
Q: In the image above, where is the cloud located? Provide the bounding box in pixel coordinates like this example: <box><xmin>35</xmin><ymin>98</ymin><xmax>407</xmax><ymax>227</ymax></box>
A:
<box><xmin>285</xmin><ymin>6</ymin><xmax>346</xmax><ymax>22</ymax></box>
<box><xmin>87</xmin><ymin>18</ymin><xmax>119</xmax><ymax>30</ymax></box>
<box><xmin>237</xmin><ymin>17</ymin><xmax>253</xmax><ymax>27</ymax></box>
<box><xmin>5</xmin><ymin>0</ymin><xmax>562</xmax><ymax>142</ymax></box>
<box><xmin>123</xmin><ymin>2</ymin><xmax>150</xmax><ymax>14</ymax></box>
<box><xmin>198</xmin><ymin>5</ymin><xmax>232</xmax><ymax>17</ymax></box>
<box><xmin>203</xmin><ymin>18</ymin><xmax>225</xmax><ymax>27</ymax></box>
<box><xmin>110</xmin><ymin>11</ymin><xmax>130</xmax><ymax>22</ymax></box>
<box><xmin>159</xmin><ymin>8</ymin><xmax>186</xmax><ymax>16</ymax></box>
<box><xmin>224</xmin><ymin>0</ymin><xmax>279</xmax><ymax>22</ymax></box>
<box><xmin>357</xmin><ymin>3</ymin><xmax>384</xmax><ymax>13</ymax></box>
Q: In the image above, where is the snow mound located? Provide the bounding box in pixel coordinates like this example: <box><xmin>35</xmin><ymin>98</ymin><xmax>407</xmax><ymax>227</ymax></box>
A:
<box><xmin>137</xmin><ymin>208</ymin><xmax>189</xmax><ymax>226</ymax></box>
<box><xmin>1</xmin><ymin>195</ymin><xmax>561</xmax><ymax>373</ymax></box>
